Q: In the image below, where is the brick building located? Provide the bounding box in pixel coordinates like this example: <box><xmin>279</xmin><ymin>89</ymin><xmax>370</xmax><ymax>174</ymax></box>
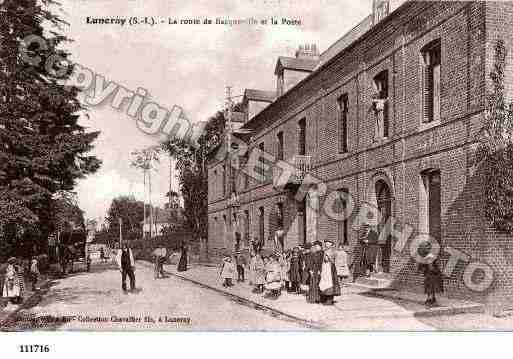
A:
<box><xmin>207</xmin><ymin>1</ymin><xmax>513</xmax><ymax>308</ymax></box>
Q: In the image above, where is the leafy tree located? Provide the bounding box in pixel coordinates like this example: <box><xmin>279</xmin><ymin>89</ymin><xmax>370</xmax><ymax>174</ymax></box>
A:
<box><xmin>106</xmin><ymin>195</ymin><xmax>145</xmax><ymax>240</ymax></box>
<box><xmin>52</xmin><ymin>192</ymin><xmax>85</xmax><ymax>233</ymax></box>
<box><xmin>162</xmin><ymin>105</ymin><xmax>241</xmax><ymax>244</ymax></box>
<box><xmin>0</xmin><ymin>0</ymin><xmax>101</xmax><ymax>254</ymax></box>
<box><xmin>477</xmin><ymin>39</ymin><xmax>513</xmax><ymax>234</ymax></box>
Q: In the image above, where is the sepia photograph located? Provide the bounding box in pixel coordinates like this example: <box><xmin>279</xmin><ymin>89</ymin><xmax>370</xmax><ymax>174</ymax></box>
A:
<box><xmin>2</xmin><ymin>1</ymin><xmax>513</xmax><ymax>350</ymax></box>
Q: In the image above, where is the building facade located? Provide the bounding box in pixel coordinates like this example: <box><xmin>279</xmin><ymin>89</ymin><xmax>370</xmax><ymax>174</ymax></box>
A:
<box><xmin>207</xmin><ymin>1</ymin><xmax>513</xmax><ymax>308</ymax></box>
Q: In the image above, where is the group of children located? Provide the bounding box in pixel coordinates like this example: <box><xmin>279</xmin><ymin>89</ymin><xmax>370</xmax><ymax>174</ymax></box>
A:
<box><xmin>218</xmin><ymin>235</ymin><xmax>444</xmax><ymax>308</ymax></box>
<box><xmin>219</xmin><ymin>251</ymin><xmax>287</xmax><ymax>299</ymax></box>
<box><xmin>219</xmin><ymin>242</ymin><xmax>351</xmax><ymax>302</ymax></box>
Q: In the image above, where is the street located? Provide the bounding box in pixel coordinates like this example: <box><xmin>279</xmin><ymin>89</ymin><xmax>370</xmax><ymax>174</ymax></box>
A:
<box><xmin>0</xmin><ymin>262</ymin><xmax>306</xmax><ymax>331</ymax></box>
<box><xmin>3</xmin><ymin>261</ymin><xmax>513</xmax><ymax>331</ymax></box>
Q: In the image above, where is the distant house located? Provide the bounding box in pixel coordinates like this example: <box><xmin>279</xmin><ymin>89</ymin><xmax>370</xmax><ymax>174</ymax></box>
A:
<box><xmin>142</xmin><ymin>207</ymin><xmax>185</xmax><ymax>237</ymax></box>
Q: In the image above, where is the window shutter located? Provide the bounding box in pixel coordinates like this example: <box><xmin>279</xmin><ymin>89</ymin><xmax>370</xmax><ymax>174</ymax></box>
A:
<box><xmin>422</xmin><ymin>51</ymin><xmax>434</xmax><ymax>124</ymax></box>
<box><xmin>298</xmin><ymin>120</ymin><xmax>306</xmax><ymax>155</ymax></box>
<box><xmin>383</xmin><ymin>100</ymin><xmax>389</xmax><ymax>138</ymax></box>
<box><xmin>342</xmin><ymin>110</ymin><xmax>348</xmax><ymax>151</ymax></box>
<box><xmin>433</xmin><ymin>63</ymin><xmax>441</xmax><ymax>122</ymax></box>
<box><xmin>339</xmin><ymin>96</ymin><xmax>348</xmax><ymax>152</ymax></box>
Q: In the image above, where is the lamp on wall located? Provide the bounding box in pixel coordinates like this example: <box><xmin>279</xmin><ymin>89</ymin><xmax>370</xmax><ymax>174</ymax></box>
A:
<box><xmin>372</xmin><ymin>98</ymin><xmax>387</xmax><ymax>112</ymax></box>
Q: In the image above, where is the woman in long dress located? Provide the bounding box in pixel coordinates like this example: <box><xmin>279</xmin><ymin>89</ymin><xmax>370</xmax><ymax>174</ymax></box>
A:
<box><xmin>419</xmin><ymin>253</ymin><xmax>443</xmax><ymax>307</ymax></box>
<box><xmin>307</xmin><ymin>242</ymin><xmax>323</xmax><ymax>304</ymax></box>
<box><xmin>264</xmin><ymin>255</ymin><xmax>282</xmax><ymax>299</ymax></box>
<box><xmin>252</xmin><ymin>253</ymin><xmax>265</xmax><ymax>293</ymax></box>
<box><xmin>2</xmin><ymin>258</ymin><xmax>23</xmax><ymax>304</ymax></box>
<box><xmin>319</xmin><ymin>247</ymin><xmax>341</xmax><ymax>305</ymax></box>
<box><xmin>279</xmin><ymin>251</ymin><xmax>290</xmax><ymax>292</ymax></box>
<box><xmin>177</xmin><ymin>245</ymin><xmax>188</xmax><ymax>272</ymax></box>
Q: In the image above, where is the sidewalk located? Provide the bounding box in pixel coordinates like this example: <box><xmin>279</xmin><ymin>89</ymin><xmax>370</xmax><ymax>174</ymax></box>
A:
<box><xmin>162</xmin><ymin>263</ymin><xmax>484</xmax><ymax>330</ymax></box>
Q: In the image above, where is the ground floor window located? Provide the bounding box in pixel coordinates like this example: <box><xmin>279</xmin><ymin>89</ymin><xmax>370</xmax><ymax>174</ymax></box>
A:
<box><xmin>420</xmin><ymin>170</ymin><xmax>442</xmax><ymax>242</ymax></box>
<box><xmin>337</xmin><ymin>189</ymin><xmax>349</xmax><ymax>246</ymax></box>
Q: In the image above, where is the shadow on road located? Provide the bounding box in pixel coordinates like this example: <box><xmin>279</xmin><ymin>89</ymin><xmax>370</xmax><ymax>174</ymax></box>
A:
<box><xmin>0</xmin><ymin>264</ymin><xmax>121</xmax><ymax>331</ymax></box>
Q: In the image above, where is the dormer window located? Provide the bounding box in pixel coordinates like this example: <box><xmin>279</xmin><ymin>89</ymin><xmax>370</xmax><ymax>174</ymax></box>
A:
<box><xmin>274</xmin><ymin>45</ymin><xmax>319</xmax><ymax>97</ymax></box>
<box><xmin>373</xmin><ymin>70</ymin><xmax>389</xmax><ymax>140</ymax></box>
<box><xmin>277</xmin><ymin>73</ymin><xmax>284</xmax><ymax>97</ymax></box>
<box><xmin>277</xmin><ymin>131</ymin><xmax>284</xmax><ymax>161</ymax></box>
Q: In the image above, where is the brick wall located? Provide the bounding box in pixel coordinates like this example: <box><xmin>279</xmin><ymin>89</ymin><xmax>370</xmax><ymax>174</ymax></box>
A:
<box><xmin>207</xmin><ymin>1</ymin><xmax>513</xmax><ymax>309</ymax></box>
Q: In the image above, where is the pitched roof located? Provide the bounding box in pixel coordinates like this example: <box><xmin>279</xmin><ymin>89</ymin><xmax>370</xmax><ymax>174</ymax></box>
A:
<box><xmin>274</xmin><ymin>56</ymin><xmax>319</xmax><ymax>75</ymax></box>
<box><xmin>316</xmin><ymin>15</ymin><xmax>373</xmax><ymax>68</ymax></box>
<box><xmin>243</xmin><ymin>89</ymin><xmax>277</xmax><ymax>103</ymax></box>
<box><xmin>231</xmin><ymin>111</ymin><xmax>246</xmax><ymax>123</ymax></box>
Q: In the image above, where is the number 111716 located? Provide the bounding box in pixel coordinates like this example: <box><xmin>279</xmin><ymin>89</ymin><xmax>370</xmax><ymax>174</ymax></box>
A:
<box><xmin>19</xmin><ymin>345</ymin><xmax>50</xmax><ymax>353</ymax></box>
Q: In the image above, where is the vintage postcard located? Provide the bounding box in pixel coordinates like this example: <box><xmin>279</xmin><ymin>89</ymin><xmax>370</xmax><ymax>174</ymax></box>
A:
<box><xmin>2</xmin><ymin>0</ymin><xmax>513</xmax><ymax>341</ymax></box>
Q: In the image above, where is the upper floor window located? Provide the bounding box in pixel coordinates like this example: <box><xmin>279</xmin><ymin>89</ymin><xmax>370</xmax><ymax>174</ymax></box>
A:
<box><xmin>277</xmin><ymin>202</ymin><xmax>284</xmax><ymax>228</ymax></box>
<box><xmin>258</xmin><ymin>142</ymin><xmax>266</xmax><ymax>182</ymax></box>
<box><xmin>242</xmin><ymin>152</ymin><xmax>249</xmax><ymax>189</ymax></box>
<box><xmin>298</xmin><ymin>118</ymin><xmax>306</xmax><ymax>155</ymax></box>
<box><xmin>373</xmin><ymin>70</ymin><xmax>389</xmax><ymax>140</ymax></box>
<box><xmin>277</xmin><ymin>131</ymin><xmax>284</xmax><ymax>161</ymax></box>
<box><xmin>222</xmin><ymin>165</ymin><xmax>226</xmax><ymax>197</ymax></box>
<box><xmin>229</xmin><ymin>160</ymin><xmax>236</xmax><ymax>193</ymax></box>
<box><xmin>258</xmin><ymin>206</ymin><xmax>265</xmax><ymax>243</ymax></box>
<box><xmin>213</xmin><ymin>169</ymin><xmax>217</xmax><ymax>194</ymax></box>
<box><xmin>244</xmin><ymin>209</ymin><xmax>250</xmax><ymax>244</ymax></box>
<box><xmin>338</xmin><ymin>94</ymin><xmax>349</xmax><ymax>153</ymax></box>
<box><xmin>422</xmin><ymin>40</ymin><xmax>441</xmax><ymax>124</ymax></box>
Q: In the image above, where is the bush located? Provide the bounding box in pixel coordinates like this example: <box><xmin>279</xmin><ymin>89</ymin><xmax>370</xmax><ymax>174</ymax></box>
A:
<box><xmin>478</xmin><ymin>39</ymin><xmax>513</xmax><ymax>234</ymax></box>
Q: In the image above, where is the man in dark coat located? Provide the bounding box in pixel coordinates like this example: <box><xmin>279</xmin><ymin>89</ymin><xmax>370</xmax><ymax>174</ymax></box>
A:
<box><xmin>364</xmin><ymin>226</ymin><xmax>379</xmax><ymax>275</ymax></box>
<box><xmin>300</xmin><ymin>243</ymin><xmax>312</xmax><ymax>294</ymax></box>
<box><xmin>289</xmin><ymin>247</ymin><xmax>303</xmax><ymax>294</ymax></box>
<box><xmin>177</xmin><ymin>245</ymin><xmax>188</xmax><ymax>272</ymax></box>
<box><xmin>419</xmin><ymin>253</ymin><xmax>443</xmax><ymax>307</ymax></box>
<box><xmin>116</xmin><ymin>244</ymin><xmax>136</xmax><ymax>293</ymax></box>
<box><xmin>235</xmin><ymin>252</ymin><xmax>247</xmax><ymax>282</ymax></box>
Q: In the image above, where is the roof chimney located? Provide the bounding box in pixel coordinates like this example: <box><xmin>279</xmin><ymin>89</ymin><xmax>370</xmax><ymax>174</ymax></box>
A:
<box><xmin>372</xmin><ymin>0</ymin><xmax>390</xmax><ymax>25</ymax></box>
<box><xmin>295</xmin><ymin>43</ymin><xmax>320</xmax><ymax>60</ymax></box>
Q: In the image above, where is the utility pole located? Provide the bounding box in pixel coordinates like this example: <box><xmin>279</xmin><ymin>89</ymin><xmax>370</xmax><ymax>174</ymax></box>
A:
<box><xmin>119</xmin><ymin>217</ymin><xmax>123</xmax><ymax>247</ymax></box>
<box><xmin>143</xmin><ymin>170</ymin><xmax>146</xmax><ymax>239</ymax></box>
<box><xmin>169</xmin><ymin>154</ymin><xmax>173</xmax><ymax>209</ymax></box>
<box><xmin>149</xmin><ymin>166</ymin><xmax>153</xmax><ymax>239</ymax></box>
<box><xmin>225</xmin><ymin>86</ymin><xmax>233</xmax><ymax>251</ymax></box>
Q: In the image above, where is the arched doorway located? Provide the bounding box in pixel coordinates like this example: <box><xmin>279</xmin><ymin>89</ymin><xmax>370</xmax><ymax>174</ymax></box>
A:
<box><xmin>375</xmin><ymin>179</ymin><xmax>393</xmax><ymax>273</ymax></box>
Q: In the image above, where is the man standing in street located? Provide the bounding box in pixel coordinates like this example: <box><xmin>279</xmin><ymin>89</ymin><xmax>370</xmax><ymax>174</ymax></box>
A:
<box><xmin>116</xmin><ymin>243</ymin><xmax>136</xmax><ymax>293</ymax></box>
<box><xmin>235</xmin><ymin>252</ymin><xmax>247</xmax><ymax>282</ymax></box>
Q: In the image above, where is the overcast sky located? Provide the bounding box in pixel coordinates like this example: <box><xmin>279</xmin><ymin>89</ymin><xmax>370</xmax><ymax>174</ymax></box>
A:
<box><xmin>56</xmin><ymin>0</ymin><xmax>404</xmax><ymax>223</ymax></box>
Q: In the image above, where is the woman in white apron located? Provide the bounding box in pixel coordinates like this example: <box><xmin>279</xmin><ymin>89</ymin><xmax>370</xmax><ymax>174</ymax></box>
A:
<box><xmin>2</xmin><ymin>258</ymin><xmax>23</xmax><ymax>304</ymax></box>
